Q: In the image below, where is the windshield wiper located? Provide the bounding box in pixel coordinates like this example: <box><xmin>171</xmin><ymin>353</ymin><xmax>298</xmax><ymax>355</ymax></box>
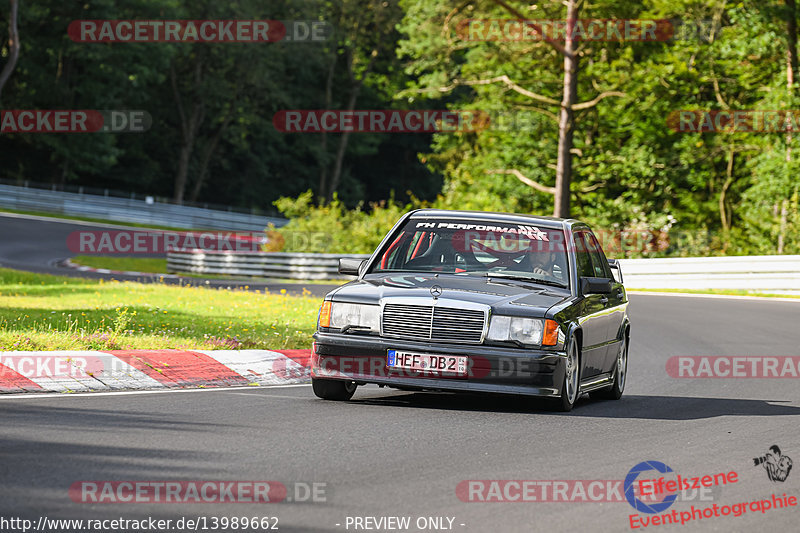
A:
<box><xmin>483</xmin><ymin>272</ymin><xmax>568</xmax><ymax>289</ymax></box>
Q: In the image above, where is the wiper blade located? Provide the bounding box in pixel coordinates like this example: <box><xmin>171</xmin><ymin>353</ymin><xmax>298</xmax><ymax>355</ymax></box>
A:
<box><xmin>484</xmin><ymin>272</ymin><xmax>567</xmax><ymax>288</ymax></box>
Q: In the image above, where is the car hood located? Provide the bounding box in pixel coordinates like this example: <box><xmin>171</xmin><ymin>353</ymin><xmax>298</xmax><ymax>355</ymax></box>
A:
<box><xmin>328</xmin><ymin>273</ymin><xmax>572</xmax><ymax>316</ymax></box>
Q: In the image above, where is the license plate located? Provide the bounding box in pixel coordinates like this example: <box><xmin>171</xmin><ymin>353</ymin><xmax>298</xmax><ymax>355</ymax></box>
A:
<box><xmin>387</xmin><ymin>350</ymin><xmax>468</xmax><ymax>376</ymax></box>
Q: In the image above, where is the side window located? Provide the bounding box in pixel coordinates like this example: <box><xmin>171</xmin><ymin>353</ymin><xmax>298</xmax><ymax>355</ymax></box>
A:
<box><xmin>405</xmin><ymin>231</ymin><xmax>425</xmax><ymax>262</ymax></box>
<box><xmin>375</xmin><ymin>232</ymin><xmax>413</xmax><ymax>270</ymax></box>
<box><xmin>585</xmin><ymin>232</ymin><xmax>613</xmax><ymax>279</ymax></box>
<box><xmin>574</xmin><ymin>233</ymin><xmax>594</xmax><ymax>278</ymax></box>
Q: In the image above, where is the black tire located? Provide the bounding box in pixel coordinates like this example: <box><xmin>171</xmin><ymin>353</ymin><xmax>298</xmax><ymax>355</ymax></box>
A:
<box><xmin>547</xmin><ymin>335</ymin><xmax>581</xmax><ymax>412</ymax></box>
<box><xmin>592</xmin><ymin>333</ymin><xmax>628</xmax><ymax>401</ymax></box>
<box><xmin>312</xmin><ymin>377</ymin><xmax>357</xmax><ymax>401</ymax></box>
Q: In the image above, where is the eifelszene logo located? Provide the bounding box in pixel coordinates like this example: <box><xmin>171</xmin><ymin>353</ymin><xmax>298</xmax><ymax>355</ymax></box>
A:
<box><xmin>625</xmin><ymin>461</ymin><xmax>678</xmax><ymax>514</ymax></box>
<box><xmin>624</xmin><ymin>460</ymin><xmax>735</xmax><ymax>515</ymax></box>
<box><xmin>753</xmin><ymin>445</ymin><xmax>793</xmax><ymax>483</ymax></box>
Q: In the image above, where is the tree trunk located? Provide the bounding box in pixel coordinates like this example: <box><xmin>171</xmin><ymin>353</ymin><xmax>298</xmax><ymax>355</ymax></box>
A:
<box><xmin>188</xmin><ymin>110</ymin><xmax>234</xmax><ymax>203</ymax></box>
<box><xmin>170</xmin><ymin>60</ymin><xmax>205</xmax><ymax>205</ymax></box>
<box><xmin>719</xmin><ymin>144</ymin><xmax>735</xmax><ymax>252</ymax></box>
<box><xmin>787</xmin><ymin>0</ymin><xmax>798</xmax><ymax>90</ymax></box>
<box><xmin>553</xmin><ymin>0</ymin><xmax>580</xmax><ymax>218</ymax></box>
<box><xmin>174</xmin><ymin>143</ymin><xmax>192</xmax><ymax>205</ymax></box>
<box><xmin>319</xmin><ymin>53</ymin><xmax>337</xmax><ymax>202</ymax></box>
<box><xmin>189</xmin><ymin>119</ymin><xmax>228</xmax><ymax>202</ymax></box>
<box><xmin>0</xmin><ymin>0</ymin><xmax>20</xmax><ymax>101</ymax></box>
<box><xmin>326</xmin><ymin>48</ymin><xmax>378</xmax><ymax>202</ymax></box>
<box><xmin>782</xmin><ymin>0</ymin><xmax>797</xmax><ymax>252</ymax></box>
<box><xmin>778</xmin><ymin>199</ymin><xmax>788</xmax><ymax>254</ymax></box>
<box><xmin>327</xmin><ymin>91</ymin><xmax>359</xmax><ymax>202</ymax></box>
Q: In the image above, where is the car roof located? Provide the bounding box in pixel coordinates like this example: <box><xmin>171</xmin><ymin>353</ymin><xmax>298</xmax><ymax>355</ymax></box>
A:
<box><xmin>407</xmin><ymin>209</ymin><xmax>586</xmax><ymax>230</ymax></box>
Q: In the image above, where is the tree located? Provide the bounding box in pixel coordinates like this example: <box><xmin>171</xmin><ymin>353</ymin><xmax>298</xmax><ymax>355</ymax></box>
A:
<box><xmin>0</xmin><ymin>0</ymin><xmax>20</xmax><ymax>101</ymax></box>
<box><xmin>398</xmin><ymin>0</ymin><xmax>626</xmax><ymax>217</ymax></box>
<box><xmin>316</xmin><ymin>0</ymin><xmax>404</xmax><ymax>202</ymax></box>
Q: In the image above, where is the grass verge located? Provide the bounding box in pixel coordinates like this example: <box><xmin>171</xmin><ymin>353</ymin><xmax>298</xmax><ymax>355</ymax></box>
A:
<box><xmin>0</xmin><ymin>268</ymin><xmax>321</xmax><ymax>351</ymax></box>
<box><xmin>627</xmin><ymin>288</ymin><xmax>800</xmax><ymax>299</ymax></box>
<box><xmin>71</xmin><ymin>255</ymin><xmax>168</xmax><ymax>274</ymax></box>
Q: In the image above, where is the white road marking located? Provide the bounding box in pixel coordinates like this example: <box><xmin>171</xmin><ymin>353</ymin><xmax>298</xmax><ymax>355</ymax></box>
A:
<box><xmin>224</xmin><ymin>392</ymin><xmax>318</xmax><ymax>400</ymax></box>
<box><xmin>0</xmin><ymin>211</ymin><xmax>177</xmax><ymax>231</ymax></box>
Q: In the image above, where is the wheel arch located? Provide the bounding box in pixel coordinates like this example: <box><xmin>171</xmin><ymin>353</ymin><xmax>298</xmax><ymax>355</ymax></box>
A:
<box><xmin>614</xmin><ymin>316</ymin><xmax>631</xmax><ymax>343</ymax></box>
<box><xmin>566</xmin><ymin>322</ymin><xmax>583</xmax><ymax>353</ymax></box>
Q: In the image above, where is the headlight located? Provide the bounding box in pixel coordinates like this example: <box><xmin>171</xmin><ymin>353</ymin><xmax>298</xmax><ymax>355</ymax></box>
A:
<box><xmin>487</xmin><ymin>316</ymin><xmax>544</xmax><ymax>345</ymax></box>
<box><xmin>327</xmin><ymin>302</ymin><xmax>380</xmax><ymax>332</ymax></box>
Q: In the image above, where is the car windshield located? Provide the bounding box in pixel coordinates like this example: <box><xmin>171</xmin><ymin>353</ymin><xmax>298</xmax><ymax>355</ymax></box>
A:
<box><xmin>369</xmin><ymin>218</ymin><xmax>570</xmax><ymax>288</ymax></box>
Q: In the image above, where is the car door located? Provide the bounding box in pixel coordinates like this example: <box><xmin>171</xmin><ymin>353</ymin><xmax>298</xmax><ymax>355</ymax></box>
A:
<box><xmin>583</xmin><ymin>230</ymin><xmax>626</xmax><ymax>373</ymax></box>
<box><xmin>573</xmin><ymin>231</ymin><xmax>610</xmax><ymax>379</ymax></box>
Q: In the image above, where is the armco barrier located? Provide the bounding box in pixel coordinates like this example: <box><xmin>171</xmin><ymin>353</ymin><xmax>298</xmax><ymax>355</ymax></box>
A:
<box><xmin>168</xmin><ymin>250</ymin><xmax>800</xmax><ymax>291</ymax></box>
<box><xmin>617</xmin><ymin>255</ymin><xmax>800</xmax><ymax>292</ymax></box>
<box><xmin>167</xmin><ymin>251</ymin><xmax>370</xmax><ymax>280</ymax></box>
<box><xmin>0</xmin><ymin>183</ymin><xmax>285</xmax><ymax>232</ymax></box>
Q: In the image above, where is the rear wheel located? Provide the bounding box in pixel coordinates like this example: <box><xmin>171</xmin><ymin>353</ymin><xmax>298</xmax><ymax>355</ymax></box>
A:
<box><xmin>547</xmin><ymin>336</ymin><xmax>580</xmax><ymax>412</ymax></box>
<box><xmin>312</xmin><ymin>378</ymin><xmax>357</xmax><ymax>401</ymax></box>
<box><xmin>592</xmin><ymin>334</ymin><xmax>627</xmax><ymax>401</ymax></box>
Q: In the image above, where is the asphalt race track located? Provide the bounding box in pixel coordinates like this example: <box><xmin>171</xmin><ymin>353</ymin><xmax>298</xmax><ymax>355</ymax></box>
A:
<box><xmin>1</xmin><ymin>293</ymin><xmax>799</xmax><ymax>532</ymax></box>
<box><xmin>0</xmin><ymin>212</ymin><xmax>337</xmax><ymax>296</ymax></box>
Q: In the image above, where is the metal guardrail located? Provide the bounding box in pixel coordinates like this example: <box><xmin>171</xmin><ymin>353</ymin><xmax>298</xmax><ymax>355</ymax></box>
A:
<box><xmin>618</xmin><ymin>255</ymin><xmax>800</xmax><ymax>292</ymax></box>
<box><xmin>167</xmin><ymin>251</ymin><xmax>370</xmax><ymax>280</ymax></box>
<box><xmin>0</xmin><ymin>183</ymin><xmax>286</xmax><ymax>232</ymax></box>
<box><xmin>168</xmin><ymin>250</ymin><xmax>800</xmax><ymax>292</ymax></box>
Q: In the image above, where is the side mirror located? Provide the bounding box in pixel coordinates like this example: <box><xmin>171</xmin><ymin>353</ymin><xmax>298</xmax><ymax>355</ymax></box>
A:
<box><xmin>581</xmin><ymin>277</ymin><xmax>613</xmax><ymax>295</ymax></box>
<box><xmin>338</xmin><ymin>258</ymin><xmax>366</xmax><ymax>276</ymax></box>
<box><xmin>607</xmin><ymin>259</ymin><xmax>623</xmax><ymax>283</ymax></box>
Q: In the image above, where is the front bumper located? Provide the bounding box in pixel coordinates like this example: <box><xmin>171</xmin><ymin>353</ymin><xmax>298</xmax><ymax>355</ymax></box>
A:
<box><xmin>312</xmin><ymin>332</ymin><xmax>567</xmax><ymax>398</ymax></box>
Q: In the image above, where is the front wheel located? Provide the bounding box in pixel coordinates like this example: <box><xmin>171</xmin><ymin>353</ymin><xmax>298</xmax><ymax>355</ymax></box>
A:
<box><xmin>547</xmin><ymin>336</ymin><xmax>580</xmax><ymax>412</ymax></box>
<box><xmin>312</xmin><ymin>378</ymin><xmax>357</xmax><ymax>401</ymax></box>
<box><xmin>592</xmin><ymin>334</ymin><xmax>627</xmax><ymax>401</ymax></box>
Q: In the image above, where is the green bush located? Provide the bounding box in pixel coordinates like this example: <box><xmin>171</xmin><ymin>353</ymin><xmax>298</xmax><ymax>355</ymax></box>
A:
<box><xmin>267</xmin><ymin>191</ymin><xmax>418</xmax><ymax>253</ymax></box>
<box><xmin>267</xmin><ymin>190</ymin><xmax>797</xmax><ymax>258</ymax></box>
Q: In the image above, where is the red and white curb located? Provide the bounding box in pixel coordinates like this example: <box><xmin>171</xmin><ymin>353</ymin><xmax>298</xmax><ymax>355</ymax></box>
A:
<box><xmin>0</xmin><ymin>349</ymin><xmax>310</xmax><ymax>394</ymax></box>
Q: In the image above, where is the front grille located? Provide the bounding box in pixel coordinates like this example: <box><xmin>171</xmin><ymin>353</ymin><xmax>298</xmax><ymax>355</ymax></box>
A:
<box><xmin>382</xmin><ymin>304</ymin><xmax>485</xmax><ymax>343</ymax></box>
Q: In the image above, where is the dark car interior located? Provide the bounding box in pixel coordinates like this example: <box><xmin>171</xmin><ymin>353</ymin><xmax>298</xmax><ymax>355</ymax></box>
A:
<box><xmin>374</xmin><ymin>227</ymin><xmax>568</xmax><ymax>284</ymax></box>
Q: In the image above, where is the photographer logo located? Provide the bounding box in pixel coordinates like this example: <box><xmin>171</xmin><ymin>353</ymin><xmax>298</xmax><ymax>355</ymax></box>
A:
<box><xmin>753</xmin><ymin>445</ymin><xmax>793</xmax><ymax>483</ymax></box>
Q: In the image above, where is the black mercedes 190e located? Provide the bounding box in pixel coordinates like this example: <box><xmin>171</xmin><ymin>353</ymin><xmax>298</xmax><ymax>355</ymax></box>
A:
<box><xmin>310</xmin><ymin>209</ymin><xmax>630</xmax><ymax>411</ymax></box>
